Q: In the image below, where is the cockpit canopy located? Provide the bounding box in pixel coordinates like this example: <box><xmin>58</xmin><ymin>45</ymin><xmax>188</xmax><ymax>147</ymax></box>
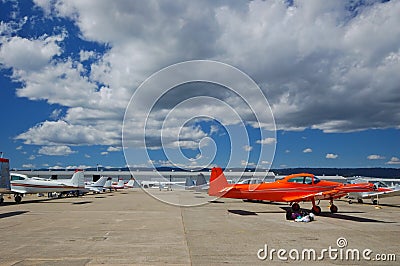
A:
<box><xmin>286</xmin><ymin>175</ymin><xmax>320</xmax><ymax>185</ymax></box>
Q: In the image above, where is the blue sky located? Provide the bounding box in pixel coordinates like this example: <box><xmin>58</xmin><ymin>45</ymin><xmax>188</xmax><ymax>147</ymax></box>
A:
<box><xmin>0</xmin><ymin>0</ymin><xmax>399</xmax><ymax>170</ymax></box>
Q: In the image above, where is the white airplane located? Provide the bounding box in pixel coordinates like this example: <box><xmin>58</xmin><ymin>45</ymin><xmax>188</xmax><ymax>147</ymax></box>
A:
<box><xmin>85</xmin><ymin>176</ymin><xmax>109</xmax><ymax>193</ymax></box>
<box><xmin>141</xmin><ymin>180</ymin><xmax>186</xmax><ymax>190</ymax></box>
<box><xmin>103</xmin><ymin>178</ymin><xmax>112</xmax><ymax>192</ymax></box>
<box><xmin>124</xmin><ymin>178</ymin><xmax>136</xmax><ymax>188</ymax></box>
<box><xmin>348</xmin><ymin>179</ymin><xmax>400</xmax><ymax>204</ymax></box>
<box><xmin>0</xmin><ymin>157</ymin><xmax>11</xmax><ymax>203</ymax></box>
<box><xmin>111</xmin><ymin>179</ymin><xmax>125</xmax><ymax>190</ymax></box>
<box><xmin>10</xmin><ymin>170</ymin><xmax>85</xmax><ymax>203</ymax></box>
<box><xmin>185</xmin><ymin>174</ymin><xmax>209</xmax><ymax>191</ymax></box>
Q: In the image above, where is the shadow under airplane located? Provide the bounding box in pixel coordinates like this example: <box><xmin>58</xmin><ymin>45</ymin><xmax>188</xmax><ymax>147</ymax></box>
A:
<box><xmin>0</xmin><ymin>211</ymin><xmax>29</xmax><ymax>219</ymax></box>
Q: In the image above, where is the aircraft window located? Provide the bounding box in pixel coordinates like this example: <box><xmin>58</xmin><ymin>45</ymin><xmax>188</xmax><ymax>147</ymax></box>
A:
<box><xmin>313</xmin><ymin>176</ymin><xmax>320</xmax><ymax>184</ymax></box>
<box><xmin>11</xmin><ymin>175</ymin><xmax>25</xmax><ymax>181</ymax></box>
<box><xmin>373</xmin><ymin>181</ymin><xmax>387</xmax><ymax>188</ymax></box>
<box><xmin>287</xmin><ymin>177</ymin><xmax>304</xmax><ymax>183</ymax></box>
<box><xmin>304</xmin><ymin>177</ymin><xmax>313</xmax><ymax>184</ymax></box>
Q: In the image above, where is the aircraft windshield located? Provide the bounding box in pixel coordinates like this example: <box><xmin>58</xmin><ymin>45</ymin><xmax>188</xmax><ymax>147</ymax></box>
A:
<box><xmin>371</xmin><ymin>181</ymin><xmax>387</xmax><ymax>188</ymax></box>
<box><xmin>287</xmin><ymin>176</ymin><xmax>319</xmax><ymax>184</ymax></box>
<box><xmin>287</xmin><ymin>177</ymin><xmax>304</xmax><ymax>183</ymax></box>
<box><xmin>11</xmin><ymin>175</ymin><xmax>25</xmax><ymax>181</ymax></box>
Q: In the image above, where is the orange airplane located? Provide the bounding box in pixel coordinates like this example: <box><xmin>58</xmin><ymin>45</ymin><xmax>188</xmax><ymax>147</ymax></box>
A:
<box><xmin>208</xmin><ymin>167</ymin><xmax>380</xmax><ymax>219</ymax></box>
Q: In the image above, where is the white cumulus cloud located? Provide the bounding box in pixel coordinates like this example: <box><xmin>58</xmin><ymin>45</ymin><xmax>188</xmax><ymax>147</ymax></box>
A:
<box><xmin>326</xmin><ymin>153</ymin><xmax>338</xmax><ymax>159</ymax></box>
<box><xmin>38</xmin><ymin>145</ymin><xmax>77</xmax><ymax>156</ymax></box>
<box><xmin>243</xmin><ymin>145</ymin><xmax>253</xmax><ymax>152</ymax></box>
<box><xmin>256</xmin><ymin>138</ymin><xmax>277</xmax><ymax>145</ymax></box>
<box><xmin>303</xmin><ymin>148</ymin><xmax>313</xmax><ymax>153</ymax></box>
<box><xmin>367</xmin><ymin>154</ymin><xmax>385</xmax><ymax>160</ymax></box>
<box><xmin>386</xmin><ymin>157</ymin><xmax>400</xmax><ymax>165</ymax></box>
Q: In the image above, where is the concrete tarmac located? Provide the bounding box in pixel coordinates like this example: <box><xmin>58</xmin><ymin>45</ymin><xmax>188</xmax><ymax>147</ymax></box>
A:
<box><xmin>0</xmin><ymin>189</ymin><xmax>399</xmax><ymax>265</ymax></box>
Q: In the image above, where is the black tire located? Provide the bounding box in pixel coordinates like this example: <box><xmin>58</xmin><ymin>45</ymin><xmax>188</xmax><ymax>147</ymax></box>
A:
<box><xmin>357</xmin><ymin>199</ymin><xmax>363</xmax><ymax>204</ymax></box>
<box><xmin>330</xmin><ymin>204</ymin><xmax>338</xmax><ymax>213</ymax></box>
<box><xmin>291</xmin><ymin>203</ymin><xmax>300</xmax><ymax>212</ymax></box>
<box><xmin>311</xmin><ymin>205</ymin><xmax>321</xmax><ymax>215</ymax></box>
<box><xmin>14</xmin><ymin>195</ymin><xmax>22</xmax><ymax>203</ymax></box>
<box><xmin>0</xmin><ymin>197</ymin><xmax>4</xmax><ymax>204</ymax></box>
<box><xmin>372</xmin><ymin>199</ymin><xmax>378</xmax><ymax>205</ymax></box>
<box><xmin>286</xmin><ymin>209</ymin><xmax>293</xmax><ymax>220</ymax></box>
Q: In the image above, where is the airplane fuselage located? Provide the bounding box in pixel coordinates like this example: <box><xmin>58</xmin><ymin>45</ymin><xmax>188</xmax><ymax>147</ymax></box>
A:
<box><xmin>218</xmin><ymin>180</ymin><xmax>344</xmax><ymax>201</ymax></box>
<box><xmin>11</xmin><ymin>179</ymin><xmax>82</xmax><ymax>194</ymax></box>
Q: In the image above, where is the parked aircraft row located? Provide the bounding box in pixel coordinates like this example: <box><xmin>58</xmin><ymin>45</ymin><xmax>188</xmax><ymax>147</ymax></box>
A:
<box><xmin>347</xmin><ymin>178</ymin><xmax>400</xmax><ymax>204</ymax></box>
<box><xmin>2</xmin><ymin>158</ymin><xmax>399</xmax><ymax>218</ymax></box>
<box><xmin>0</xmin><ymin>158</ymin><xmax>137</xmax><ymax>203</ymax></box>
<box><xmin>207</xmin><ymin>167</ymin><xmax>395</xmax><ymax>219</ymax></box>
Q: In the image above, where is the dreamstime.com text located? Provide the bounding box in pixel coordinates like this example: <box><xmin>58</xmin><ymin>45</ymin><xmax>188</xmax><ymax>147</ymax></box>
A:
<box><xmin>257</xmin><ymin>237</ymin><xmax>396</xmax><ymax>262</ymax></box>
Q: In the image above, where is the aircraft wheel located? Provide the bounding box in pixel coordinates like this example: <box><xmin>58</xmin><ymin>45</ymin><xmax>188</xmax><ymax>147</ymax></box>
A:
<box><xmin>291</xmin><ymin>203</ymin><xmax>300</xmax><ymax>212</ymax></box>
<box><xmin>0</xmin><ymin>197</ymin><xmax>4</xmax><ymax>204</ymax></box>
<box><xmin>14</xmin><ymin>195</ymin><xmax>22</xmax><ymax>203</ymax></box>
<box><xmin>372</xmin><ymin>199</ymin><xmax>378</xmax><ymax>205</ymax></box>
<box><xmin>348</xmin><ymin>200</ymin><xmax>353</xmax><ymax>204</ymax></box>
<box><xmin>311</xmin><ymin>205</ymin><xmax>321</xmax><ymax>215</ymax></box>
<box><xmin>286</xmin><ymin>209</ymin><xmax>293</xmax><ymax>220</ymax></box>
<box><xmin>330</xmin><ymin>204</ymin><xmax>338</xmax><ymax>213</ymax></box>
<box><xmin>357</xmin><ymin>199</ymin><xmax>363</xmax><ymax>204</ymax></box>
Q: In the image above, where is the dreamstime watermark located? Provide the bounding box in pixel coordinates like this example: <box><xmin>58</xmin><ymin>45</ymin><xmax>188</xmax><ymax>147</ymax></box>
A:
<box><xmin>122</xmin><ymin>60</ymin><xmax>276</xmax><ymax>206</ymax></box>
<box><xmin>257</xmin><ymin>237</ymin><xmax>397</xmax><ymax>262</ymax></box>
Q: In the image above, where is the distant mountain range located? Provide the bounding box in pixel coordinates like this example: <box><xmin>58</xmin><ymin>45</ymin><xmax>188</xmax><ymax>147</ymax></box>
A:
<box><xmin>271</xmin><ymin>168</ymin><xmax>400</xmax><ymax>178</ymax></box>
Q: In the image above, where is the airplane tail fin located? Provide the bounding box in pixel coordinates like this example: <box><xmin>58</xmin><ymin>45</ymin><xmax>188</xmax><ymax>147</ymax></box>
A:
<box><xmin>125</xmin><ymin>178</ymin><xmax>135</xmax><ymax>188</ymax></box>
<box><xmin>196</xmin><ymin>173</ymin><xmax>207</xmax><ymax>186</ymax></box>
<box><xmin>185</xmin><ymin>177</ymin><xmax>195</xmax><ymax>188</ymax></box>
<box><xmin>208</xmin><ymin>167</ymin><xmax>229</xmax><ymax>196</ymax></box>
<box><xmin>104</xmin><ymin>178</ymin><xmax>112</xmax><ymax>189</ymax></box>
<box><xmin>93</xmin><ymin>176</ymin><xmax>108</xmax><ymax>187</ymax></box>
<box><xmin>71</xmin><ymin>170</ymin><xmax>85</xmax><ymax>188</ymax></box>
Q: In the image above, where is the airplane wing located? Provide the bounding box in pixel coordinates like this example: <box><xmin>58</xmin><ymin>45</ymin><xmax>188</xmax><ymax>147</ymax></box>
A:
<box><xmin>11</xmin><ymin>188</ymin><xmax>27</xmax><ymax>194</ymax></box>
<box><xmin>282</xmin><ymin>190</ymin><xmax>345</xmax><ymax>202</ymax></box>
<box><xmin>359</xmin><ymin>188</ymin><xmax>400</xmax><ymax>199</ymax></box>
<box><xmin>282</xmin><ymin>183</ymin><xmax>376</xmax><ymax>202</ymax></box>
<box><xmin>161</xmin><ymin>181</ymin><xmax>186</xmax><ymax>185</ymax></box>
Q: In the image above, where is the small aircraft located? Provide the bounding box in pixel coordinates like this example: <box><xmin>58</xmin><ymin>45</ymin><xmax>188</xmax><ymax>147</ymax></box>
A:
<box><xmin>111</xmin><ymin>179</ymin><xmax>125</xmax><ymax>190</ymax></box>
<box><xmin>10</xmin><ymin>170</ymin><xmax>85</xmax><ymax>203</ymax></box>
<box><xmin>124</xmin><ymin>178</ymin><xmax>136</xmax><ymax>188</ymax></box>
<box><xmin>208</xmin><ymin>167</ymin><xmax>379</xmax><ymax>219</ymax></box>
<box><xmin>85</xmin><ymin>176</ymin><xmax>110</xmax><ymax>193</ymax></box>
<box><xmin>185</xmin><ymin>173</ymin><xmax>209</xmax><ymax>191</ymax></box>
<box><xmin>0</xmin><ymin>157</ymin><xmax>11</xmax><ymax>203</ymax></box>
<box><xmin>347</xmin><ymin>179</ymin><xmax>399</xmax><ymax>204</ymax></box>
<box><xmin>141</xmin><ymin>180</ymin><xmax>186</xmax><ymax>190</ymax></box>
<box><xmin>103</xmin><ymin>178</ymin><xmax>112</xmax><ymax>192</ymax></box>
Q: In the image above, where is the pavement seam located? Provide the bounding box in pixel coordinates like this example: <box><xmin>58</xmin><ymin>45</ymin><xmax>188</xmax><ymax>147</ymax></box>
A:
<box><xmin>180</xmin><ymin>206</ymin><xmax>192</xmax><ymax>266</ymax></box>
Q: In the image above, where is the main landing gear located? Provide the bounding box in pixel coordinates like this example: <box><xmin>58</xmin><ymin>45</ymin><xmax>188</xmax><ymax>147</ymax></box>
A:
<box><xmin>285</xmin><ymin>199</ymin><xmax>339</xmax><ymax>219</ymax></box>
<box><xmin>14</xmin><ymin>194</ymin><xmax>22</xmax><ymax>203</ymax></box>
